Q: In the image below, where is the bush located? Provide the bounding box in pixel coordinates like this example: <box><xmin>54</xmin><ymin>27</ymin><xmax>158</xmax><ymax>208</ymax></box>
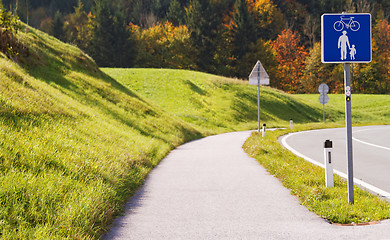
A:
<box><xmin>0</xmin><ymin>4</ymin><xmax>28</xmax><ymax>59</ymax></box>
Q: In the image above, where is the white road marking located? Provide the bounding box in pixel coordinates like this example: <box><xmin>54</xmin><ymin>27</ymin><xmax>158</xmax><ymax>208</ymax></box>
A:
<box><xmin>352</xmin><ymin>127</ymin><xmax>390</xmax><ymax>151</ymax></box>
<box><xmin>281</xmin><ymin>131</ymin><xmax>390</xmax><ymax>199</ymax></box>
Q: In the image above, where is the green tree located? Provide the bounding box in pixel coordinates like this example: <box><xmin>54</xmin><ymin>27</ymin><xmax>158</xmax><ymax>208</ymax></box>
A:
<box><xmin>185</xmin><ymin>0</ymin><xmax>221</xmax><ymax>72</ymax></box>
<box><xmin>236</xmin><ymin>39</ymin><xmax>276</xmax><ymax>80</ymax></box>
<box><xmin>88</xmin><ymin>0</ymin><xmax>135</xmax><ymax>67</ymax></box>
<box><xmin>166</xmin><ymin>0</ymin><xmax>183</xmax><ymax>26</ymax></box>
<box><xmin>52</xmin><ymin>10</ymin><xmax>64</xmax><ymax>40</ymax></box>
<box><xmin>231</xmin><ymin>0</ymin><xmax>257</xmax><ymax>60</ymax></box>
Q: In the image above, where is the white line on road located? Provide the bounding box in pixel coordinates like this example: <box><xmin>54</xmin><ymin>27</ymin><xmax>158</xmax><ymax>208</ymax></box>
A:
<box><xmin>352</xmin><ymin>137</ymin><xmax>390</xmax><ymax>151</ymax></box>
<box><xmin>280</xmin><ymin>132</ymin><xmax>390</xmax><ymax>199</ymax></box>
<box><xmin>352</xmin><ymin>127</ymin><xmax>390</xmax><ymax>151</ymax></box>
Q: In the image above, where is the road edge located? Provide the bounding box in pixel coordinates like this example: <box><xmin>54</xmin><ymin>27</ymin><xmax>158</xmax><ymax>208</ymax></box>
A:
<box><xmin>280</xmin><ymin>131</ymin><xmax>390</xmax><ymax>201</ymax></box>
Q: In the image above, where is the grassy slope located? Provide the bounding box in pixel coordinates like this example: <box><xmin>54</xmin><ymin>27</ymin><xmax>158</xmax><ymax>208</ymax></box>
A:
<box><xmin>102</xmin><ymin>69</ymin><xmax>390</xmax><ymax>130</ymax></box>
<box><xmin>295</xmin><ymin>94</ymin><xmax>390</xmax><ymax>124</ymax></box>
<box><xmin>102</xmin><ymin>68</ymin><xmax>325</xmax><ymax>132</ymax></box>
<box><xmin>0</xmin><ymin>26</ymin><xmax>201</xmax><ymax>239</ymax></box>
<box><xmin>1</xmin><ymin>23</ymin><xmax>390</xmax><ymax>239</ymax></box>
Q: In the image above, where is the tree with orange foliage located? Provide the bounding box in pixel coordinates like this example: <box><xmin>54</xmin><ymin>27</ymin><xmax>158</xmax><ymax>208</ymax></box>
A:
<box><xmin>130</xmin><ymin>21</ymin><xmax>195</xmax><ymax>69</ymax></box>
<box><xmin>372</xmin><ymin>18</ymin><xmax>390</xmax><ymax>93</ymax></box>
<box><xmin>271</xmin><ymin>29</ymin><xmax>308</xmax><ymax>93</ymax></box>
<box><xmin>246</xmin><ymin>0</ymin><xmax>285</xmax><ymax>40</ymax></box>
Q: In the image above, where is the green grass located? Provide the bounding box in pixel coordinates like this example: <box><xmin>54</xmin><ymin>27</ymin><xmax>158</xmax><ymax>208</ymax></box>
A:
<box><xmin>1</xmin><ymin>22</ymin><xmax>390</xmax><ymax>239</ymax></box>
<box><xmin>0</xmin><ymin>25</ymin><xmax>202</xmax><ymax>239</ymax></box>
<box><xmin>102</xmin><ymin>68</ymin><xmax>327</xmax><ymax>133</ymax></box>
<box><xmin>243</xmin><ymin>125</ymin><xmax>390</xmax><ymax>224</ymax></box>
<box><xmin>295</xmin><ymin>94</ymin><xmax>390</xmax><ymax>124</ymax></box>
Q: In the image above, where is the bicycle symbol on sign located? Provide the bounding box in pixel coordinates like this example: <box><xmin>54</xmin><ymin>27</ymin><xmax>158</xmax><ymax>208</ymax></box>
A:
<box><xmin>333</xmin><ymin>16</ymin><xmax>360</xmax><ymax>31</ymax></box>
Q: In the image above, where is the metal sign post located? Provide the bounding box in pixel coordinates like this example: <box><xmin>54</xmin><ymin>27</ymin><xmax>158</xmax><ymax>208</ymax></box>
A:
<box><xmin>322</xmin><ymin>13</ymin><xmax>371</xmax><ymax>204</ymax></box>
<box><xmin>318</xmin><ymin>83</ymin><xmax>329</xmax><ymax>123</ymax></box>
<box><xmin>249</xmin><ymin>61</ymin><xmax>270</xmax><ymax>133</ymax></box>
<box><xmin>257</xmin><ymin>64</ymin><xmax>261</xmax><ymax>132</ymax></box>
<box><xmin>344</xmin><ymin>63</ymin><xmax>354</xmax><ymax>204</ymax></box>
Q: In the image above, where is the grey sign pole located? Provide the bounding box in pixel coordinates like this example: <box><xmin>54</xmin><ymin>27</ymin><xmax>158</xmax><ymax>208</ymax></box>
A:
<box><xmin>344</xmin><ymin>63</ymin><xmax>354</xmax><ymax>204</ymax></box>
<box><xmin>257</xmin><ymin>64</ymin><xmax>261</xmax><ymax>133</ymax></box>
<box><xmin>318</xmin><ymin>83</ymin><xmax>329</xmax><ymax>123</ymax></box>
<box><xmin>249</xmin><ymin>60</ymin><xmax>269</xmax><ymax>133</ymax></box>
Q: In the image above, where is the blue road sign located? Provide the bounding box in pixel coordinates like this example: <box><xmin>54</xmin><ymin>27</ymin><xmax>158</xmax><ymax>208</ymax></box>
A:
<box><xmin>322</xmin><ymin>13</ymin><xmax>371</xmax><ymax>63</ymax></box>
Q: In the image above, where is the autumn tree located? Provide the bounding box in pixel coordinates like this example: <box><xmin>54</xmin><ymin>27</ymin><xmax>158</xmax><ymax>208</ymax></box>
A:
<box><xmin>303</xmin><ymin>42</ymin><xmax>342</xmax><ymax>93</ymax></box>
<box><xmin>63</xmin><ymin>1</ymin><xmax>93</xmax><ymax>49</ymax></box>
<box><xmin>131</xmin><ymin>21</ymin><xmax>195</xmax><ymax>69</ymax></box>
<box><xmin>247</xmin><ymin>0</ymin><xmax>285</xmax><ymax>40</ymax></box>
<box><xmin>271</xmin><ymin>29</ymin><xmax>308</xmax><ymax>93</ymax></box>
<box><xmin>369</xmin><ymin>18</ymin><xmax>390</xmax><ymax>93</ymax></box>
<box><xmin>0</xmin><ymin>1</ymin><xmax>25</xmax><ymax>59</ymax></box>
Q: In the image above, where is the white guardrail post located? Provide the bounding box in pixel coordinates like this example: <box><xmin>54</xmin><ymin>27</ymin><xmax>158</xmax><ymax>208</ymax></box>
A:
<box><xmin>324</xmin><ymin>140</ymin><xmax>334</xmax><ymax>187</ymax></box>
<box><xmin>262</xmin><ymin>124</ymin><xmax>266</xmax><ymax>137</ymax></box>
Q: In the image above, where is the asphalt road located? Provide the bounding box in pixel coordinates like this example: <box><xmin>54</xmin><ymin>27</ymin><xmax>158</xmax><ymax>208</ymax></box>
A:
<box><xmin>103</xmin><ymin>130</ymin><xmax>390</xmax><ymax>240</ymax></box>
<box><xmin>281</xmin><ymin>125</ymin><xmax>390</xmax><ymax>199</ymax></box>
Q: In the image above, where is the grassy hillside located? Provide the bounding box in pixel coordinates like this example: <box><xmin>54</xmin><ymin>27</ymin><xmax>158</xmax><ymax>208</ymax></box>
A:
<box><xmin>102</xmin><ymin>68</ymin><xmax>327</xmax><ymax>132</ymax></box>
<box><xmin>295</xmin><ymin>94</ymin><xmax>390</xmax><ymax>124</ymax></box>
<box><xmin>102</xmin><ymin>69</ymin><xmax>390</xmax><ymax>131</ymax></box>
<box><xmin>0</xmin><ymin>25</ymin><xmax>202</xmax><ymax>239</ymax></box>
<box><xmin>1</xmin><ymin>23</ymin><xmax>389</xmax><ymax>239</ymax></box>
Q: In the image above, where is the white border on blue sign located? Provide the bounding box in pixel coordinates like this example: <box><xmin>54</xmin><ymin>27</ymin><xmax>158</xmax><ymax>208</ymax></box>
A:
<box><xmin>321</xmin><ymin>13</ymin><xmax>372</xmax><ymax>64</ymax></box>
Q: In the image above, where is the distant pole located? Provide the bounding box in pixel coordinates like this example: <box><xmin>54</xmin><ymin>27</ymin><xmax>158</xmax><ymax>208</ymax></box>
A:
<box><xmin>344</xmin><ymin>63</ymin><xmax>354</xmax><ymax>204</ymax></box>
<box><xmin>257</xmin><ymin>64</ymin><xmax>261</xmax><ymax>133</ymax></box>
<box><xmin>323</xmin><ymin>102</ymin><xmax>325</xmax><ymax>123</ymax></box>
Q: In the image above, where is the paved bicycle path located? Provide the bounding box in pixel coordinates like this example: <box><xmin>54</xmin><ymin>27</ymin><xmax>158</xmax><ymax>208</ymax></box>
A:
<box><xmin>103</xmin><ymin>131</ymin><xmax>390</xmax><ymax>240</ymax></box>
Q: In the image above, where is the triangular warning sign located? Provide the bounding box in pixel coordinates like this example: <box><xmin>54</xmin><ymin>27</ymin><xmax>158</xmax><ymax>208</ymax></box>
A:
<box><xmin>249</xmin><ymin>60</ymin><xmax>269</xmax><ymax>85</ymax></box>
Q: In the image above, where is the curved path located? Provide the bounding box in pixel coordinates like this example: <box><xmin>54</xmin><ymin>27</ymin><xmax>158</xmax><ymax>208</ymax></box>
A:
<box><xmin>281</xmin><ymin>125</ymin><xmax>390</xmax><ymax>199</ymax></box>
<box><xmin>103</xmin><ymin>131</ymin><xmax>390</xmax><ymax>240</ymax></box>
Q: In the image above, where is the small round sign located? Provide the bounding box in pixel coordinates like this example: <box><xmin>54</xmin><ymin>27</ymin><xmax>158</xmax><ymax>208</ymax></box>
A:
<box><xmin>318</xmin><ymin>83</ymin><xmax>329</xmax><ymax>94</ymax></box>
<box><xmin>319</xmin><ymin>94</ymin><xmax>329</xmax><ymax>105</ymax></box>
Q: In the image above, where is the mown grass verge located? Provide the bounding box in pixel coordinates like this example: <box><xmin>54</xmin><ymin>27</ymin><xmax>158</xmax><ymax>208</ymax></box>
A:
<box><xmin>243</xmin><ymin>124</ymin><xmax>390</xmax><ymax>224</ymax></box>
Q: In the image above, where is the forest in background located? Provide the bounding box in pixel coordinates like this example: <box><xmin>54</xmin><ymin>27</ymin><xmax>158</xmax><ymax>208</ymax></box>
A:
<box><xmin>2</xmin><ymin>0</ymin><xmax>390</xmax><ymax>94</ymax></box>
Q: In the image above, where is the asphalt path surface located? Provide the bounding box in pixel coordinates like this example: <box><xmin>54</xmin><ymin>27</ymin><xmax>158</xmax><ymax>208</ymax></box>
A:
<box><xmin>103</xmin><ymin>131</ymin><xmax>390</xmax><ymax>240</ymax></box>
<box><xmin>281</xmin><ymin>125</ymin><xmax>390</xmax><ymax>199</ymax></box>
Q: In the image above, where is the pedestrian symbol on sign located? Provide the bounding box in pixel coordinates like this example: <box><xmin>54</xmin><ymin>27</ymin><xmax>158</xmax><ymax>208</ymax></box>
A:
<box><xmin>338</xmin><ymin>31</ymin><xmax>350</xmax><ymax>60</ymax></box>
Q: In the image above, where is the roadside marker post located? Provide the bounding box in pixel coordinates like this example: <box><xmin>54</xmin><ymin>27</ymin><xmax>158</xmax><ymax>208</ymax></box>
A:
<box><xmin>249</xmin><ymin>60</ymin><xmax>270</xmax><ymax>133</ymax></box>
<box><xmin>324</xmin><ymin>140</ymin><xmax>334</xmax><ymax>188</ymax></box>
<box><xmin>262</xmin><ymin>124</ymin><xmax>266</xmax><ymax>137</ymax></box>
<box><xmin>290</xmin><ymin>119</ymin><xmax>293</xmax><ymax>130</ymax></box>
<box><xmin>322</xmin><ymin>13</ymin><xmax>372</xmax><ymax>204</ymax></box>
